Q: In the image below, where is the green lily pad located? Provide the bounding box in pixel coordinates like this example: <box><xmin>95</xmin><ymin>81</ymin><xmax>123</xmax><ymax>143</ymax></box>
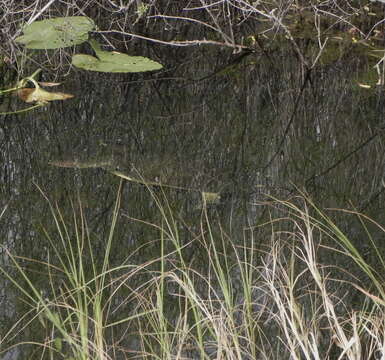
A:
<box><xmin>72</xmin><ymin>39</ymin><xmax>163</xmax><ymax>73</ymax></box>
<box><xmin>15</xmin><ymin>16</ymin><xmax>94</xmax><ymax>49</ymax></box>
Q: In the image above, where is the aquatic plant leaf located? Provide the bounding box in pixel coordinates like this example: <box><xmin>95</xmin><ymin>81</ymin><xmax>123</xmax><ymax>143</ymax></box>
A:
<box><xmin>357</xmin><ymin>83</ymin><xmax>371</xmax><ymax>89</ymax></box>
<box><xmin>202</xmin><ymin>192</ymin><xmax>221</xmax><ymax>204</ymax></box>
<box><xmin>72</xmin><ymin>39</ymin><xmax>163</xmax><ymax>73</ymax></box>
<box><xmin>15</xmin><ymin>16</ymin><xmax>94</xmax><ymax>49</ymax></box>
<box><xmin>38</xmin><ymin>81</ymin><xmax>62</xmax><ymax>87</ymax></box>
<box><xmin>110</xmin><ymin>170</ymin><xmax>190</xmax><ymax>190</ymax></box>
<box><xmin>54</xmin><ymin>337</ymin><xmax>62</xmax><ymax>351</ymax></box>
<box><xmin>18</xmin><ymin>87</ymin><xmax>74</xmax><ymax>104</ymax></box>
<box><xmin>49</xmin><ymin>159</ymin><xmax>114</xmax><ymax>169</ymax></box>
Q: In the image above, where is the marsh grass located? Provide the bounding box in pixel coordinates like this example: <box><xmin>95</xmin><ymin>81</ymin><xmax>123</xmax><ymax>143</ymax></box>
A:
<box><xmin>260</xmin><ymin>196</ymin><xmax>385</xmax><ymax>360</ymax></box>
<box><xmin>0</xmin><ymin>183</ymin><xmax>158</xmax><ymax>360</ymax></box>
<box><xmin>2</xmin><ymin>187</ymin><xmax>385</xmax><ymax>359</ymax></box>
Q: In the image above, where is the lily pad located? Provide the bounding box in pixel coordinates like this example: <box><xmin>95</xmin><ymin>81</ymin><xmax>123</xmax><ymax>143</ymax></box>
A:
<box><xmin>72</xmin><ymin>39</ymin><xmax>163</xmax><ymax>73</ymax></box>
<box><xmin>15</xmin><ymin>16</ymin><xmax>94</xmax><ymax>49</ymax></box>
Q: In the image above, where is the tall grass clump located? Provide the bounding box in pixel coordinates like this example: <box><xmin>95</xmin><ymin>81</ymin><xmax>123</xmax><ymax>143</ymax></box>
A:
<box><xmin>2</xmin><ymin>186</ymin><xmax>385</xmax><ymax>359</ymax></box>
<box><xmin>260</xmin><ymin>196</ymin><xmax>385</xmax><ymax>360</ymax></box>
<box><xmin>0</xmin><ymin>184</ymin><xmax>156</xmax><ymax>360</ymax></box>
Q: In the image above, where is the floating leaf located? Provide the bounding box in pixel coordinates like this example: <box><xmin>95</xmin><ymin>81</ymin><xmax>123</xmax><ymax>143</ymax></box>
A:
<box><xmin>49</xmin><ymin>159</ymin><xmax>114</xmax><ymax>169</ymax></box>
<box><xmin>357</xmin><ymin>83</ymin><xmax>371</xmax><ymax>89</ymax></box>
<box><xmin>15</xmin><ymin>16</ymin><xmax>94</xmax><ymax>49</ymax></box>
<box><xmin>15</xmin><ymin>75</ymin><xmax>74</xmax><ymax>104</ymax></box>
<box><xmin>202</xmin><ymin>192</ymin><xmax>221</xmax><ymax>205</ymax></box>
<box><xmin>72</xmin><ymin>39</ymin><xmax>163</xmax><ymax>73</ymax></box>
<box><xmin>18</xmin><ymin>87</ymin><xmax>73</xmax><ymax>104</ymax></box>
<box><xmin>109</xmin><ymin>169</ymin><xmax>188</xmax><ymax>190</ymax></box>
<box><xmin>38</xmin><ymin>81</ymin><xmax>62</xmax><ymax>87</ymax></box>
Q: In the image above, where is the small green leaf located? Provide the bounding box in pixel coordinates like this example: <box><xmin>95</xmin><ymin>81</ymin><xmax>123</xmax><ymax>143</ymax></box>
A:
<box><xmin>202</xmin><ymin>192</ymin><xmax>221</xmax><ymax>205</ymax></box>
<box><xmin>54</xmin><ymin>337</ymin><xmax>62</xmax><ymax>351</ymax></box>
<box><xmin>50</xmin><ymin>311</ymin><xmax>61</xmax><ymax>324</ymax></box>
<box><xmin>15</xmin><ymin>16</ymin><xmax>94</xmax><ymax>49</ymax></box>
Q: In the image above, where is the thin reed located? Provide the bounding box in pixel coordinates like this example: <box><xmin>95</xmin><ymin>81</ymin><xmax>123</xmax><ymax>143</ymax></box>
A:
<box><xmin>2</xmin><ymin>189</ymin><xmax>385</xmax><ymax>359</ymax></box>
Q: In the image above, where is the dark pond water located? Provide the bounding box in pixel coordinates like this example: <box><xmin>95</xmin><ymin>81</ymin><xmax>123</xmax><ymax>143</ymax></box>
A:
<box><xmin>2</xmin><ymin>3</ymin><xmax>385</xmax><ymax>359</ymax></box>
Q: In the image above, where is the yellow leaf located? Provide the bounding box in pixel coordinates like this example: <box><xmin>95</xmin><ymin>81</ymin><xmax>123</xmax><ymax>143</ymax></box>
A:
<box><xmin>357</xmin><ymin>83</ymin><xmax>371</xmax><ymax>89</ymax></box>
<box><xmin>38</xmin><ymin>81</ymin><xmax>62</xmax><ymax>87</ymax></box>
<box><xmin>202</xmin><ymin>192</ymin><xmax>221</xmax><ymax>204</ymax></box>
<box><xmin>17</xmin><ymin>87</ymin><xmax>74</xmax><ymax>103</ymax></box>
